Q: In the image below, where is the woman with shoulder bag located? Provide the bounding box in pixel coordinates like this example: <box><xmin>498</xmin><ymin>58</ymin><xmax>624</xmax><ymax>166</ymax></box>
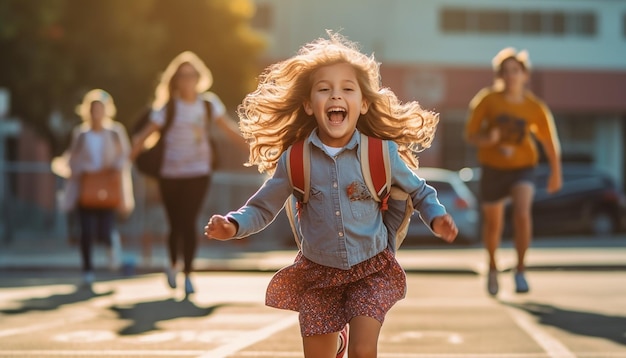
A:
<box><xmin>61</xmin><ymin>89</ymin><xmax>134</xmax><ymax>287</ymax></box>
<box><xmin>130</xmin><ymin>51</ymin><xmax>246</xmax><ymax>296</ymax></box>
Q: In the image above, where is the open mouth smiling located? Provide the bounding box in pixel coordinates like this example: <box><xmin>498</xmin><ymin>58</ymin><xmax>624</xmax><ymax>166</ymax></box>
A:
<box><xmin>327</xmin><ymin>107</ymin><xmax>347</xmax><ymax>124</ymax></box>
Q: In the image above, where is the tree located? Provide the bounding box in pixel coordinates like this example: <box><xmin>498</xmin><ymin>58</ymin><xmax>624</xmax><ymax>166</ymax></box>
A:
<box><xmin>0</xmin><ymin>0</ymin><xmax>266</xmax><ymax>153</ymax></box>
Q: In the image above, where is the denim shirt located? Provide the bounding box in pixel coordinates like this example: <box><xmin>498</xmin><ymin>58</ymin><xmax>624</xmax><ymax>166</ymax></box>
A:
<box><xmin>226</xmin><ymin>130</ymin><xmax>447</xmax><ymax>270</ymax></box>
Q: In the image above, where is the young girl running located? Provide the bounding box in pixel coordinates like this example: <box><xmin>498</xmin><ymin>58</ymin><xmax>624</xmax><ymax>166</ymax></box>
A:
<box><xmin>205</xmin><ymin>32</ymin><xmax>457</xmax><ymax>358</ymax></box>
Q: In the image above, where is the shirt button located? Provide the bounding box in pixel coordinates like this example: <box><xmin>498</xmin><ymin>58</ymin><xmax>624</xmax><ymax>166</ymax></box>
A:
<box><xmin>338</xmin><ymin>232</ymin><xmax>344</xmax><ymax>237</ymax></box>
<box><xmin>335</xmin><ymin>211</ymin><xmax>340</xmax><ymax>216</ymax></box>
<box><xmin>333</xmin><ymin>182</ymin><xmax>338</xmax><ymax>188</ymax></box>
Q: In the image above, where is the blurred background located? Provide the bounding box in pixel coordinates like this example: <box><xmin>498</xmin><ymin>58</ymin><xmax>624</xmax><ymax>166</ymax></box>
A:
<box><xmin>0</xmin><ymin>0</ymin><xmax>625</xmax><ymax>248</ymax></box>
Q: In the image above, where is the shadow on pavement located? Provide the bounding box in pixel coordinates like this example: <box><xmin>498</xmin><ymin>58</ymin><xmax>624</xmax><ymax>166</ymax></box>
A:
<box><xmin>505</xmin><ymin>301</ymin><xmax>626</xmax><ymax>346</ymax></box>
<box><xmin>0</xmin><ymin>285</ymin><xmax>113</xmax><ymax>314</ymax></box>
<box><xmin>111</xmin><ymin>299</ymin><xmax>224</xmax><ymax>335</ymax></box>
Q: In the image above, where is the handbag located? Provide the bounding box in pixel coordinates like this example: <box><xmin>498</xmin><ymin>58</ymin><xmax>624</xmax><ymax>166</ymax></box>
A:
<box><xmin>79</xmin><ymin>169</ymin><xmax>122</xmax><ymax>209</ymax></box>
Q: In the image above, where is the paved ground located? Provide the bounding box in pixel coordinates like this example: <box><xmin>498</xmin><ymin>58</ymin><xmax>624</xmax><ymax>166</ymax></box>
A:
<box><xmin>1</xmin><ymin>235</ymin><xmax>625</xmax><ymax>274</ymax></box>
<box><xmin>0</xmin><ymin>270</ymin><xmax>625</xmax><ymax>358</ymax></box>
<box><xmin>1</xmin><ymin>234</ymin><xmax>625</xmax><ymax>357</ymax></box>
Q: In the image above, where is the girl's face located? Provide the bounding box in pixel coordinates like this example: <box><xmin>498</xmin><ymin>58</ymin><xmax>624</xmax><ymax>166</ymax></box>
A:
<box><xmin>304</xmin><ymin>62</ymin><xmax>368</xmax><ymax>147</ymax></box>
<box><xmin>500</xmin><ymin>58</ymin><xmax>528</xmax><ymax>93</ymax></box>
<box><xmin>90</xmin><ymin>101</ymin><xmax>105</xmax><ymax>124</ymax></box>
<box><xmin>175</xmin><ymin>62</ymin><xmax>200</xmax><ymax>95</ymax></box>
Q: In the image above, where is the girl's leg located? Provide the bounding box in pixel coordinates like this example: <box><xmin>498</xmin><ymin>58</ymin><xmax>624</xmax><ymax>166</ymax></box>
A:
<box><xmin>179</xmin><ymin>176</ymin><xmax>209</xmax><ymax>276</ymax></box>
<box><xmin>481</xmin><ymin>201</ymin><xmax>505</xmax><ymax>271</ymax></box>
<box><xmin>158</xmin><ymin>178</ymin><xmax>181</xmax><ymax>269</ymax></box>
<box><xmin>302</xmin><ymin>332</ymin><xmax>340</xmax><ymax>358</ymax></box>
<box><xmin>510</xmin><ymin>183</ymin><xmax>534</xmax><ymax>272</ymax></box>
<box><xmin>510</xmin><ymin>182</ymin><xmax>534</xmax><ymax>293</ymax></box>
<box><xmin>482</xmin><ymin>201</ymin><xmax>505</xmax><ymax>295</ymax></box>
<box><xmin>347</xmin><ymin>316</ymin><xmax>381</xmax><ymax>358</ymax></box>
<box><xmin>159</xmin><ymin>178</ymin><xmax>183</xmax><ymax>288</ymax></box>
<box><xmin>78</xmin><ymin>207</ymin><xmax>96</xmax><ymax>273</ymax></box>
<box><xmin>96</xmin><ymin>209</ymin><xmax>118</xmax><ymax>270</ymax></box>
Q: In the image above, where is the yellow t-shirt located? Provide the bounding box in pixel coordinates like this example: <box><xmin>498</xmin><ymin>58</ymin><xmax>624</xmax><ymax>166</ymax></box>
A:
<box><xmin>465</xmin><ymin>88</ymin><xmax>558</xmax><ymax>170</ymax></box>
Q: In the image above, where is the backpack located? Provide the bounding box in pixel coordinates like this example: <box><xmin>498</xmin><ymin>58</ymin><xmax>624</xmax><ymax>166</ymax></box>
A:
<box><xmin>285</xmin><ymin>133</ymin><xmax>414</xmax><ymax>252</ymax></box>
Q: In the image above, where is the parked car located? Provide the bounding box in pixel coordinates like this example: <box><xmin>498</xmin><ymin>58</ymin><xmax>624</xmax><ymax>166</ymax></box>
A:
<box><xmin>403</xmin><ymin>167</ymin><xmax>480</xmax><ymax>245</ymax></box>
<box><xmin>458</xmin><ymin>164</ymin><xmax>626</xmax><ymax>237</ymax></box>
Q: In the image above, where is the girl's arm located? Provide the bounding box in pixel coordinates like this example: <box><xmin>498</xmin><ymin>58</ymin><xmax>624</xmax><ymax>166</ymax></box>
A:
<box><xmin>535</xmin><ymin>102</ymin><xmax>562</xmax><ymax>193</ymax></box>
<box><xmin>205</xmin><ymin>152</ymin><xmax>293</xmax><ymax>241</ymax></box>
<box><xmin>215</xmin><ymin>114</ymin><xmax>249</xmax><ymax>153</ymax></box>
<box><xmin>67</xmin><ymin>127</ymin><xmax>85</xmax><ymax>177</ymax></box>
<box><xmin>113</xmin><ymin>123</ymin><xmax>132</xmax><ymax>170</ymax></box>
<box><xmin>465</xmin><ymin>88</ymin><xmax>499</xmax><ymax>148</ymax></box>
<box><xmin>388</xmin><ymin>141</ymin><xmax>457</xmax><ymax>242</ymax></box>
<box><xmin>130</xmin><ymin>121</ymin><xmax>160</xmax><ymax>161</ymax></box>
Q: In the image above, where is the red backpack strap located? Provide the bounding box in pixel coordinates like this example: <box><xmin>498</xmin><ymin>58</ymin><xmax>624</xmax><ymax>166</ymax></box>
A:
<box><xmin>360</xmin><ymin>134</ymin><xmax>392</xmax><ymax>210</ymax></box>
<box><xmin>286</xmin><ymin>139</ymin><xmax>310</xmax><ymax>203</ymax></box>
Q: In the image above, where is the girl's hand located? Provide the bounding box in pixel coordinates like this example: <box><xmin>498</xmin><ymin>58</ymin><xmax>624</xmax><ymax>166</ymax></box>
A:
<box><xmin>486</xmin><ymin>127</ymin><xmax>501</xmax><ymax>145</ymax></box>
<box><xmin>204</xmin><ymin>215</ymin><xmax>237</xmax><ymax>241</ymax></box>
<box><xmin>547</xmin><ymin>171</ymin><xmax>562</xmax><ymax>194</ymax></box>
<box><xmin>432</xmin><ymin>214</ymin><xmax>458</xmax><ymax>243</ymax></box>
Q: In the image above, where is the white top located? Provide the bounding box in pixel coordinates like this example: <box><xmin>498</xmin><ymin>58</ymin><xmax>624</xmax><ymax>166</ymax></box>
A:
<box><xmin>323</xmin><ymin>144</ymin><xmax>343</xmax><ymax>156</ymax></box>
<box><xmin>151</xmin><ymin>93</ymin><xmax>226</xmax><ymax>178</ymax></box>
<box><xmin>82</xmin><ymin>130</ymin><xmax>107</xmax><ymax>172</ymax></box>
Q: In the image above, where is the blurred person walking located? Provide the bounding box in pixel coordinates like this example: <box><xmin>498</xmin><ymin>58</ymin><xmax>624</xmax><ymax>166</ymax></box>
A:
<box><xmin>465</xmin><ymin>48</ymin><xmax>562</xmax><ymax>296</ymax></box>
<box><xmin>56</xmin><ymin>89</ymin><xmax>134</xmax><ymax>287</ymax></box>
<box><xmin>130</xmin><ymin>51</ymin><xmax>245</xmax><ymax>296</ymax></box>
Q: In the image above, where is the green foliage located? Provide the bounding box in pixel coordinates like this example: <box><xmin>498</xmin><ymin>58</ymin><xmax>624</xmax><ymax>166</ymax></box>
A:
<box><xmin>0</xmin><ymin>0</ymin><xmax>266</xmax><ymax>153</ymax></box>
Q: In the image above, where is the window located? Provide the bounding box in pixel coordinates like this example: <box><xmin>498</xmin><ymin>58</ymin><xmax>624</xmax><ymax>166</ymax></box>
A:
<box><xmin>477</xmin><ymin>10</ymin><xmax>511</xmax><ymax>33</ymax></box>
<box><xmin>439</xmin><ymin>7</ymin><xmax>596</xmax><ymax>37</ymax></box>
<box><xmin>440</xmin><ymin>8</ymin><xmax>468</xmax><ymax>32</ymax></box>
<box><xmin>521</xmin><ymin>11</ymin><xmax>542</xmax><ymax>34</ymax></box>
<box><xmin>575</xmin><ymin>12</ymin><xmax>596</xmax><ymax>36</ymax></box>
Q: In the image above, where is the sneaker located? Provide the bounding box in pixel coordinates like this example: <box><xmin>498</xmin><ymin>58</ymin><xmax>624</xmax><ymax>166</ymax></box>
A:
<box><xmin>336</xmin><ymin>324</ymin><xmax>349</xmax><ymax>358</ymax></box>
<box><xmin>514</xmin><ymin>271</ymin><xmax>530</xmax><ymax>293</ymax></box>
<box><xmin>83</xmin><ymin>271</ymin><xmax>95</xmax><ymax>286</ymax></box>
<box><xmin>107</xmin><ymin>231</ymin><xmax>122</xmax><ymax>271</ymax></box>
<box><xmin>487</xmin><ymin>269</ymin><xmax>499</xmax><ymax>296</ymax></box>
<box><xmin>165</xmin><ymin>266</ymin><xmax>178</xmax><ymax>289</ymax></box>
<box><xmin>184</xmin><ymin>276</ymin><xmax>195</xmax><ymax>295</ymax></box>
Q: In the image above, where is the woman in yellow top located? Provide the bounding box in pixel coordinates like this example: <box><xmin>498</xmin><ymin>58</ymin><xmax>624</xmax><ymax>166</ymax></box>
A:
<box><xmin>465</xmin><ymin>48</ymin><xmax>562</xmax><ymax>296</ymax></box>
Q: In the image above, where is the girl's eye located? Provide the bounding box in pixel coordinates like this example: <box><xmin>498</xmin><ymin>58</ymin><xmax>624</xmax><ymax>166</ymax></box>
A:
<box><xmin>344</xmin><ymin>88</ymin><xmax>354</xmax><ymax>91</ymax></box>
<box><xmin>318</xmin><ymin>88</ymin><xmax>329</xmax><ymax>92</ymax></box>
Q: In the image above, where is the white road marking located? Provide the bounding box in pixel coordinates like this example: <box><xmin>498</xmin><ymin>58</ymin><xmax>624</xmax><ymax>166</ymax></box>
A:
<box><xmin>2</xmin><ymin>351</ymin><xmax>625</xmax><ymax>357</ymax></box>
<box><xmin>0</xmin><ymin>350</ymin><xmax>204</xmax><ymax>356</ymax></box>
<box><xmin>0</xmin><ymin>308</ymin><xmax>97</xmax><ymax>338</ymax></box>
<box><xmin>196</xmin><ymin>313</ymin><xmax>299</xmax><ymax>358</ymax></box>
<box><xmin>237</xmin><ymin>353</ymin><xmax>626</xmax><ymax>358</ymax></box>
<box><xmin>503</xmin><ymin>302</ymin><xmax>577</xmax><ymax>358</ymax></box>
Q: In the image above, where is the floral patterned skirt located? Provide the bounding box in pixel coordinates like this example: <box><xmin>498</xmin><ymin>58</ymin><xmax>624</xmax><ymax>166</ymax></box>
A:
<box><xmin>265</xmin><ymin>248</ymin><xmax>406</xmax><ymax>337</ymax></box>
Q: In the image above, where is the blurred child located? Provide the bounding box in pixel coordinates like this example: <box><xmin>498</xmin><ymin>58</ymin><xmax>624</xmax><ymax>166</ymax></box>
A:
<box><xmin>465</xmin><ymin>48</ymin><xmax>562</xmax><ymax>296</ymax></box>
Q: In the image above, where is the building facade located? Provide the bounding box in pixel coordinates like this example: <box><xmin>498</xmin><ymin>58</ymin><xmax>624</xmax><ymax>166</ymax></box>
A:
<box><xmin>252</xmin><ymin>0</ymin><xmax>626</xmax><ymax>189</ymax></box>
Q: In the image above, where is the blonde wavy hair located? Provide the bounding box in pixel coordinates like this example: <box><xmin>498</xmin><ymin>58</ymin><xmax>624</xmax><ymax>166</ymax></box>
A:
<box><xmin>152</xmin><ymin>51</ymin><xmax>213</xmax><ymax>109</ymax></box>
<box><xmin>238</xmin><ymin>32</ymin><xmax>439</xmax><ymax>174</ymax></box>
<box><xmin>76</xmin><ymin>88</ymin><xmax>116</xmax><ymax>124</ymax></box>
